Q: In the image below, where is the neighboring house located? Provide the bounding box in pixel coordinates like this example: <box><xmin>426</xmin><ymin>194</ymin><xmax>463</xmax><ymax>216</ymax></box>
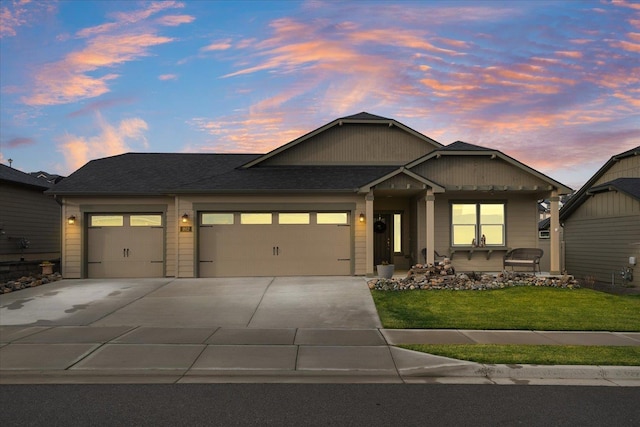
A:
<box><xmin>47</xmin><ymin>112</ymin><xmax>572</xmax><ymax>279</ymax></box>
<box><xmin>560</xmin><ymin>146</ymin><xmax>640</xmax><ymax>287</ymax></box>
<box><xmin>0</xmin><ymin>164</ymin><xmax>62</xmax><ymax>262</ymax></box>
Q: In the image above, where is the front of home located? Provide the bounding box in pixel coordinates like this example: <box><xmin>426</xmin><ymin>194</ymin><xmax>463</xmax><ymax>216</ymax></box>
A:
<box><xmin>48</xmin><ymin>113</ymin><xmax>571</xmax><ymax>279</ymax></box>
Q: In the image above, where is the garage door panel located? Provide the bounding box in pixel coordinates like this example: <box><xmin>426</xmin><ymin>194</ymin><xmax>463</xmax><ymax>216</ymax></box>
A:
<box><xmin>199</xmin><ymin>214</ymin><xmax>351</xmax><ymax>277</ymax></box>
<box><xmin>87</xmin><ymin>214</ymin><xmax>164</xmax><ymax>278</ymax></box>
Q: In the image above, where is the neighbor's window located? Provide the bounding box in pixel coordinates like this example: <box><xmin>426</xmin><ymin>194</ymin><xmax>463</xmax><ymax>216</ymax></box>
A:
<box><xmin>393</xmin><ymin>213</ymin><xmax>402</xmax><ymax>252</ymax></box>
<box><xmin>451</xmin><ymin>203</ymin><xmax>505</xmax><ymax>246</ymax></box>
<box><xmin>317</xmin><ymin>212</ymin><xmax>348</xmax><ymax>224</ymax></box>
<box><xmin>90</xmin><ymin>215</ymin><xmax>124</xmax><ymax>227</ymax></box>
<box><xmin>279</xmin><ymin>213</ymin><xmax>310</xmax><ymax>224</ymax></box>
<box><xmin>202</xmin><ymin>213</ymin><xmax>234</xmax><ymax>225</ymax></box>
<box><xmin>240</xmin><ymin>213</ymin><xmax>272</xmax><ymax>224</ymax></box>
<box><xmin>130</xmin><ymin>215</ymin><xmax>162</xmax><ymax>227</ymax></box>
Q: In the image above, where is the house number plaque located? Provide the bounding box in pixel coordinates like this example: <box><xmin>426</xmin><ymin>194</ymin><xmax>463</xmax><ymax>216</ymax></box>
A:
<box><xmin>180</xmin><ymin>226</ymin><xmax>192</xmax><ymax>232</ymax></box>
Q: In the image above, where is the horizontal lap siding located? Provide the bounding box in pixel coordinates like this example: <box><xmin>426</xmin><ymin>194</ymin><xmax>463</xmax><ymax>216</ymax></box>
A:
<box><xmin>0</xmin><ymin>183</ymin><xmax>60</xmax><ymax>261</ymax></box>
<box><xmin>564</xmin><ymin>191</ymin><xmax>640</xmax><ymax>287</ymax></box>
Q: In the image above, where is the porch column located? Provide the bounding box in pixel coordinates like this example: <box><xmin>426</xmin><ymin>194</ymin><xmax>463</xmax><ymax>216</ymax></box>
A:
<box><xmin>550</xmin><ymin>190</ymin><xmax>561</xmax><ymax>275</ymax></box>
<box><xmin>366</xmin><ymin>192</ymin><xmax>374</xmax><ymax>276</ymax></box>
<box><xmin>425</xmin><ymin>189</ymin><xmax>435</xmax><ymax>265</ymax></box>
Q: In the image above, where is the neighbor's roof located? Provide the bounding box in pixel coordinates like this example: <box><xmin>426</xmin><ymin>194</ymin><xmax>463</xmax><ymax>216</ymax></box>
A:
<box><xmin>0</xmin><ymin>164</ymin><xmax>53</xmax><ymax>189</ymax></box>
<box><xmin>46</xmin><ymin>152</ymin><xmax>397</xmax><ymax>195</ymax></box>
<box><xmin>560</xmin><ymin>146</ymin><xmax>640</xmax><ymax>220</ymax></box>
<box><xmin>587</xmin><ymin>178</ymin><xmax>640</xmax><ymax>200</ymax></box>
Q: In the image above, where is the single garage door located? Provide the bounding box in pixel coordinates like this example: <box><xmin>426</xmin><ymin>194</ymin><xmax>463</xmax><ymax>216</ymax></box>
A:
<box><xmin>199</xmin><ymin>212</ymin><xmax>351</xmax><ymax>277</ymax></box>
<box><xmin>87</xmin><ymin>214</ymin><xmax>164</xmax><ymax>278</ymax></box>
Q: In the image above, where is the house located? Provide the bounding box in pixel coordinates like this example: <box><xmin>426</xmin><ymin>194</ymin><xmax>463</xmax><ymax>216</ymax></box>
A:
<box><xmin>0</xmin><ymin>164</ymin><xmax>62</xmax><ymax>264</ymax></box>
<box><xmin>47</xmin><ymin>112</ymin><xmax>572</xmax><ymax>279</ymax></box>
<box><xmin>560</xmin><ymin>146</ymin><xmax>640</xmax><ymax>287</ymax></box>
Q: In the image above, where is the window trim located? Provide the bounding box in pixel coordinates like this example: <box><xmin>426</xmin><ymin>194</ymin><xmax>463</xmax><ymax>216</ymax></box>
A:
<box><xmin>450</xmin><ymin>201</ymin><xmax>506</xmax><ymax>247</ymax></box>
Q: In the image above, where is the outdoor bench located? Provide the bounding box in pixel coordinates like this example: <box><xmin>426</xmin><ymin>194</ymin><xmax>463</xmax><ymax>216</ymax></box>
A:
<box><xmin>503</xmin><ymin>248</ymin><xmax>543</xmax><ymax>274</ymax></box>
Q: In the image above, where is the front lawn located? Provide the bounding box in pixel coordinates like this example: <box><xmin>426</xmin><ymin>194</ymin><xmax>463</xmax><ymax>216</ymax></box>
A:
<box><xmin>372</xmin><ymin>287</ymin><xmax>640</xmax><ymax>331</ymax></box>
<box><xmin>400</xmin><ymin>344</ymin><xmax>640</xmax><ymax>366</ymax></box>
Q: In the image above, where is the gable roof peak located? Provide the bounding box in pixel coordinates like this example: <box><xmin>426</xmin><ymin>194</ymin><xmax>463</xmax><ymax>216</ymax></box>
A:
<box><xmin>443</xmin><ymin>141</ymin><xmax>493</xmax><ymax>151</ymax></box>
<box><xmin>339</xmin><ymin>112</ymin><xmax>392</xmax><ymax>121</ymax></box>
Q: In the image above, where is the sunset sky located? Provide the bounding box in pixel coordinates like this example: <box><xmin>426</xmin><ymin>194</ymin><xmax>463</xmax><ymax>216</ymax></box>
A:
<box><xmin>1</xmin><ymin>0</ymin><xmax>638</xmax><ymax>190</ymax></box>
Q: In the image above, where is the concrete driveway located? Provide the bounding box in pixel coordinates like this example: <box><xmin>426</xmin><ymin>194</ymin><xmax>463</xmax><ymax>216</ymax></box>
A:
<box><xmin>0</xmin><ymin>276</ymin><xmax>382</xmax><ymax>329</ymax></box>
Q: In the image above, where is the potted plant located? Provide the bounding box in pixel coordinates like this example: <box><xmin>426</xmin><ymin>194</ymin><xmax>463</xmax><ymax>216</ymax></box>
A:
<box><xmin>376</xmin><ymin>261</ymin><xmax>395</xmax><ymax>279</ymax></box>
<box><xmin>39</xmin><ymin>261</ymin><xmax>54</xmax><ymax>275</ymax></box>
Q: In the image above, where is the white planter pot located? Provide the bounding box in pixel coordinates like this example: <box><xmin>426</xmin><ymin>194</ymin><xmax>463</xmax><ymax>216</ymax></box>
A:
<box><xmin>377</xmin><ymin>264</ymin><xmax>395</xmax><ymax>279</ymax></box>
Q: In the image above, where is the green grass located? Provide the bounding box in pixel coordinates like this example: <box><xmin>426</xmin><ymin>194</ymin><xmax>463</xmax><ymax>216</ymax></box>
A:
<box><xmin>372</xmin><ymin>287</ymin><xmax>640</xmax><ymax>331</ymax></box>
<box><xmin>400</xmin><ymin>344</ymin><xmax>640</xmax><ymax>366</ymax></box>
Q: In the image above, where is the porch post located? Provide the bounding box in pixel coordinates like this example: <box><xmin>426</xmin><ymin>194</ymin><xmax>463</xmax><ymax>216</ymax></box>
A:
<box><xmin>549</xmin><ymin>190</ymin><xmax>561</xmax><ymax>275</ymax></box>
<box><xmin>425</xmin><ymin>189</ymin><xmax>435</xmax><ymax>265</ymax></box>
<box><xmin>366</xmin><ymin>192</ymin><xmax>375</xmax><ymax>276</ymax></box>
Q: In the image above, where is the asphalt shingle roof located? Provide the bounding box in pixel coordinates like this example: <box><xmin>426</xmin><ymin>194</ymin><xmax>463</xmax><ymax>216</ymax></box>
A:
<box><xmin>0</xmin><ymin>164</ymin><xmax>53</xmax><ymax>189</ymax></box>
<box><xmin>47</xmin><ymin>153</ymin><xmax>397</xmax><ymax>195</ymax></box>
<box><xmin>588</xmin><ymin>177</ymin><xmax>640</xmax><ymax>200</ymax></box>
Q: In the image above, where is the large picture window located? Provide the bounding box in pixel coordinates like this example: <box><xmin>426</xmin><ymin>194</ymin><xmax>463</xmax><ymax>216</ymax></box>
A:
<box><xmin>452</xmin><ymin>203</ymin><xmax>505</xmax><ymax>246</ymax></box>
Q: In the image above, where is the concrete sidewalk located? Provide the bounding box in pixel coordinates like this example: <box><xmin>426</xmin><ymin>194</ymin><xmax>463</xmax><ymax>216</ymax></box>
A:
<box><xmin>1</xmin><ymin>326</ymin><xmax>639</xmax><ymax>385</ymax></box>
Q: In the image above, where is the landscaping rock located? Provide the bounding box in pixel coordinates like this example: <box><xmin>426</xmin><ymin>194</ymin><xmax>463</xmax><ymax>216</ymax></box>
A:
<box><xmin>0</xmin><ymin>273</ymin><xmax>62</xmax><ymax>294</ymax></box>
<box><xmin>370</xmin><ymin>264</ymin><xmax>580</xmax><ymax>291</ymax></box>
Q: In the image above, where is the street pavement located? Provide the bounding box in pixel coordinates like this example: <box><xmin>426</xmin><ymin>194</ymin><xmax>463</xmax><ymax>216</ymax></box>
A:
<box><xmin>1</xmin><ymin>277</ymin><xmax>639</xmax><ymax>385</ymax></box>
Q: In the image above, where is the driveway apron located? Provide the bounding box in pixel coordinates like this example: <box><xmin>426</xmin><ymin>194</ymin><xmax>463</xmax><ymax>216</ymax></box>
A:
<box><xmin>0</xmin><ymin>276</ymin><xmax>381</xmax><ymax>329</ymax></box>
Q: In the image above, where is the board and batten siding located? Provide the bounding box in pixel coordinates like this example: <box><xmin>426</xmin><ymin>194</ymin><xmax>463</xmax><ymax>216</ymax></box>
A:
<box><xmin>412</xmin><ymin>156</ymin><xmax>550</xmax><ymax>190</ymax></box>
<box><xmin>564</xmin><ymin>190</ymin><xmax>640</xmax><ymax>287</ymax></box>
<box><xmin>262</xmin><ymin>124</ymin><xmax>439</xmax><ymax>166</ymax></box>
<box><xmin>0</xmin><ymin>182</ymin><xmax>60</xmax><ymax>262</ymax></box>
<box><xmin>595</xmin><ymin>154</ymin><xmax>639</xmax><ymax>185</ymax></box>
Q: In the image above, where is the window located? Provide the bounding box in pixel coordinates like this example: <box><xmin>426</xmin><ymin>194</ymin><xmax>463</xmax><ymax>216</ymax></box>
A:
<box><xmin>90</xmin><ymin>215</ymin><xmax>124</xmax><ymax>227</ymax></box>
<box><xmin>279</xmin><ymin>213</ymin><xmax>310</xmax><ymax>224</ymax></box>
<box><xmin>393</xmin><ymin>213</ymin><xmax>402</xmax><ymax>252</ymax></box>
<box><xmin>202</xmin><ymin>213</ymin><xmax>234</xmax><ymax>225</ymax></box>
<box><xmin>452</xmin><ymin>203</ymin><xmax>505</xmax><ymax>246</ymax></box>
<box><xmin>240</xmin><ymin>213</ymin><xmax>272</xmax><ymax>224</ymax></box>
<box><xmin>317</xmin><ymin>212</ymin><xmax>348</xmax><ymax>224</ymax></box>
<box><xmin>130</xmin><ymin>215</ymin><xmax>162</xmax><ymax>227</ymax></box>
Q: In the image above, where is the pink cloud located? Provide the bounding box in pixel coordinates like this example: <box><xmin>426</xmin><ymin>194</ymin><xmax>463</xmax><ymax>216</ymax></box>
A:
<box><xmin>610</xmin><ymin>39</ymin><xmax>640</xmax><ymax>52</ymax></box>
<box><xmin>201</xmin><ymin>39</ymin><xmax>233</xmax><ymax>51</ymax></box>
<box><xmin>555</xmin><ymin>51</ymin><xmax>583</xmax><ymax>58</ymax></box>
<box><xmin>158</xmin><ymin>74</ymin><xmax>178</xmax><ymax>81</ymax></box>
<box><xmin>67</xmin><ymin>97</ymin><xmax>135</xmax><ymax>118</ymax></box>
<box><xmin>22</xmin><ymin>2</ymin><xmax>192</xmax><ymax>106</ymax></box>
<box><xmin>6</xmin><ymin>137</ymin><xmax>35</xmax><ymax>148</ymax></box>
<box><xmin>156</xmin><ymin>14</ymin><xmax>194</xmax><ymax>26</ymax></box>
<box><xmin>0</xmin><ymin>0</ymin><xmax>54</xmax><ymax>38</ymax></box>
<box><xmin>58</xmin><ymin>113</ymin><xmax>148</xmax><ymax>172</ymax></box>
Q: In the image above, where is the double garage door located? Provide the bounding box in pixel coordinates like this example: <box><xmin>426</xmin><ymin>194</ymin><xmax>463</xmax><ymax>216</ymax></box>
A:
<box><xmin>199</xmin><ymin>212</ymin><xmax>352</xmax><ymax>277</ymax></box>
<box><xmin>87</xmin><ymin>214</ymin><xmax>164</xmax><ymax>278</ymax></box>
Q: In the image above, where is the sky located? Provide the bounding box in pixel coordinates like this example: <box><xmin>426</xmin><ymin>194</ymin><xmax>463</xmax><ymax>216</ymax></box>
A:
<box><xmin>1</xmin><ymin>0</ymin><xmax>639</xmax><ymax>191</ymax></box>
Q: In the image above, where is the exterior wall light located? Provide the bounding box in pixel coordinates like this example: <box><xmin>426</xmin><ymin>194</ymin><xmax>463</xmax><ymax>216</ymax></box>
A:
<box><xmin>67</xmin><ymin>215</ymin><xmax>76</xmax><ymax>225</ymax></box>
<box><xmin>181</xmin><ymin>213</ymin><xmax>189</xmax><ymax>223</ymax></box>
<box><xmin>359</xmin><ymin>213</ymin><xmax>365</xmax><ymax>223</ymax></box>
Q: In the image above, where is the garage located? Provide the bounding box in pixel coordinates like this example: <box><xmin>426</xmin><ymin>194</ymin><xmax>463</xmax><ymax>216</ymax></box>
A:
<box><xmin>87</xmin><ymin>213</ymin><xmax>164</xmax><ymax>278</ymax></box>
<box><xmin>198</xmin><ymin>212</ymin><xmax>352</xmax><ymax>277</ymax></box>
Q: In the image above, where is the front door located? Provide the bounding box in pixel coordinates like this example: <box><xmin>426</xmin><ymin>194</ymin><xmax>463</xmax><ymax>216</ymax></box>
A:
<box><xmin>373</xmin><ymin>213</ymin><xmax>392</xmax><ymax>266</ymax></box>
